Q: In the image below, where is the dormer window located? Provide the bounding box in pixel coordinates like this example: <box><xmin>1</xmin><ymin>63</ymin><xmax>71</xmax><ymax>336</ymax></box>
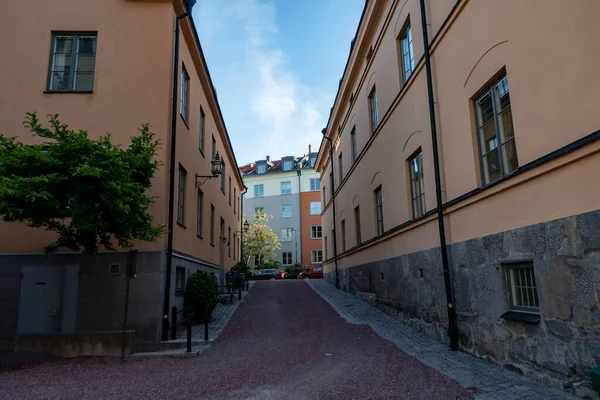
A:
<box><xmin>310</xmin><ymin>157</ymin><xmax>316</xmax><ymax>168</ymax></box>
<box><xmin>257</xmin><ymin>164</ymin><xmax>267</xmax><ymax>174</ymax></box>
<box><xmin>283</xmin><ymin>160</ymin><xmax>293</xmax><ymax>171</ymax></box>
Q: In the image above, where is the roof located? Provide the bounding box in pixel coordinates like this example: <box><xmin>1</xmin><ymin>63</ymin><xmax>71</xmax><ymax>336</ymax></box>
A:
<box><xmin>238</xmin><ymin>153</ymin><xmax>318</xmax><ymax>176</ymax></box>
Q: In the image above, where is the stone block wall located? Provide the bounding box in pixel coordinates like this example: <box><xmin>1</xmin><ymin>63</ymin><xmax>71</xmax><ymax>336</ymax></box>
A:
<box><xmin>328</xmin><ymin>209</ymin><xmax>600</xmax><ymax>392</ymax></box>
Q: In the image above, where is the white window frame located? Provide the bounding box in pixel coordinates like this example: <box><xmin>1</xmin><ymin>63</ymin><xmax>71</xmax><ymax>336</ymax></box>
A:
<box><xmin>283</xmin><ymin>160</ymin><xmax>293</xmax><ymax>171</ymax></box>
<box><xmin>281</xmin><ymin>181</ymin><xmax>292</xmax><ymax>195</ymax></box>
<box><xmin>282</xmin><ymin>251</ymin><xmax>293</xmax><ymax>265</ymax></box>
<box><xmin>310</xmin><ymin>178</ymin><xmax>320</xmax><ymax>191</ymax></box>
<box><xmin>254</xmin><ymin>184</ymin><xmax>264</xmax><ymax>197</ymax></box>
<box><xmin>311</xmin><ymin>225</ymin><xmax>322</xmax><ymax>239</ymax></box>
<box><xmin>311</xmin><ymin>250</ymin><xmax>323</xmax><ymax>264</ymax></box>
<box><xmin>310</xmin><ymin>201</ymin><xmax>321</xmax><ymax>215</ymax></box>
<box><xmin>281</xmin><ymin>204</ymin><xmax>292</xmax><ymax>218</ymax></box>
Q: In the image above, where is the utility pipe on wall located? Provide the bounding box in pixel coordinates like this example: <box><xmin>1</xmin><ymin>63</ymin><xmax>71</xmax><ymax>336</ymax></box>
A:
<box><xmin>419</xmin><ymin>0</ymin><xmax>458</xmax><ymax>350</ymax></box>
<box><xmin>321</xmin><ymin>130</ymin><xmax>340</xmax><ymax>289</ymax></box>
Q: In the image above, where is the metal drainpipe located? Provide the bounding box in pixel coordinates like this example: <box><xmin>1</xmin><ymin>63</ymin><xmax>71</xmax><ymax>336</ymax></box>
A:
<box><xmin>419</xmin><ymin>0</ymin><xmax>458</xmax><ymax>350</ymax></box>
<box><xmin>240</xmin><ymin>185</ymin><xmax>247</xmax><ymax>262</ymax></box>
<box><xmin>162</xmin><ymin>7</ymin><xmax>193</xmax><ymax>342</ymax></box>
<box><xmin>321</xmin><ymin>130</ymin><xmax>339</xmax><ymax>289</ymax></box>
<box><xmin>296</xmin><ymin>167</ymin><xmax>301</xmax><ymax>265</ymax></box>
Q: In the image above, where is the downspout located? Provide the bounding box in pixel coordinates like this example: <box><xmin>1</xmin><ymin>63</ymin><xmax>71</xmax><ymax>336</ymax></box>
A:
<box><xmin>162</xmin><ymin>4</ymin><xmax>194</xmax><ymax>341</ymax></box>
<box><xmin>321</xmin><ymin>130</ymin><xmax>340</xmax><ymax>289</ymax></box>
<box><xmin>240</xmin><ymin>185</ymin><xmax>247</xmax><ymax>262</ymax></box>
<box><xmin>419</xmin><ymin>0</ymin><xmax>458</xmax><ymax>350</ymax></box>
<box><xmin>297</xmin><ymin>166</ymin><xmax>301</xmax><ymax>265</ymax></box>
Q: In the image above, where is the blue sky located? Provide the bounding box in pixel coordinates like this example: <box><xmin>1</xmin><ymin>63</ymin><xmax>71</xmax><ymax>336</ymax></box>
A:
<box><xmin>194</xmin><ymin>0</ymin><xmax>365</xmax><ymax>165</ymax></box>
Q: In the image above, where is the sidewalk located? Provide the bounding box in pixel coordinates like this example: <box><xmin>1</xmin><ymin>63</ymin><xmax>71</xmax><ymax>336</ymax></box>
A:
<box><xmin>134</xmin><ymin>282</ymin><xmax>254</xmax><ymax>357</ymax></box>
<box><xmin>306</xmin><ymin>280</ymin><xmax>581</xmax><ymax>400</ymax></box>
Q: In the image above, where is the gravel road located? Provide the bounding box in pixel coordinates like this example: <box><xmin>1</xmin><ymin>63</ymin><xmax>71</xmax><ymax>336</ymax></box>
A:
<box><xmin>0</xmin><ymin>280</ymin><xmax>472</xmax><ymax>400</ymax></box>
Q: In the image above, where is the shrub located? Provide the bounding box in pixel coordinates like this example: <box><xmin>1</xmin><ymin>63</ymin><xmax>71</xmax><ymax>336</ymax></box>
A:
<box><xmin>259</xmin><ymin>260</ymin><xmax>282</xmax><ymax>270</ymax></box>
<box><xmin>185</xmin><ymin>271</ymin><xmax>219</xmax><ymax>324</ymax></box>
<box><xmin>284</xmin><ymin>263</ymin><xmax>309</xmax><ymax>279</ymax></box>
<box><xmin>232</xmin><ymin>262</ymin><xmax>252</xmax><ymax>280</ymax></box>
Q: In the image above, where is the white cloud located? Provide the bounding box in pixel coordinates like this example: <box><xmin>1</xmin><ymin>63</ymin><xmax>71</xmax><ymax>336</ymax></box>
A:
<box><xmin>195</xmin><ymin>0</ymin><xmax>328</xmax><ymax>164</ymax></box>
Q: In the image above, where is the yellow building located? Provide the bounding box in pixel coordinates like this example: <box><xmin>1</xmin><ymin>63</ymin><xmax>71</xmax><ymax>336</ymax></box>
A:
<box><xmin>0</xmin><ymin>0</ymin><xmax>243</xmax><ymax>351</ymax></box>
<box><xmin>316</xmin><ymin>0</ymin><xmax>600</xmax><ymax>389</ymax></box>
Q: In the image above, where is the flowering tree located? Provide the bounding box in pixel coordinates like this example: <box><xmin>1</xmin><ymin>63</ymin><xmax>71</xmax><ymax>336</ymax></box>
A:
<box><xmin>241</xmin><ymin>210</ymin><xmax>280</xmax><ymax>266</ymax></box>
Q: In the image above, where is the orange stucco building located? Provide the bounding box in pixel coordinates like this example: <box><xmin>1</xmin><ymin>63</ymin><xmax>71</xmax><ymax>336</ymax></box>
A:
<box><xmin>0</xmin><ymin>0</ymin><xmax>243</xmax><ymax>351</ymax></box>
<box><xmin>316</xmin><ymin>0</ymin><xmax>600</xmax><ymax>393</ymax></box>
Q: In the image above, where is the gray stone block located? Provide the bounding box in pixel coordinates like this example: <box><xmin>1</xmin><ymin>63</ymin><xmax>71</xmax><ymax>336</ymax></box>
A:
<box><xmin>545</xmin><ymin>217</ymin><xmax>582</xmax><ymax>258</ymax></box>
<box><xmin>504</xmin><ymin>223</ymin><xmax>546</xmax><ymax>258</ymax></box>
<box><xmin>576</xmin><ymin>338</ymin><xmax>600</xmax><ymax>375</ymax></box>
<box><xmin>544</xmin><ymin>319</ymin><xmax>574</xmax><ymax>342</ymax></box>
<box><xmin>454</xmin><ymin>268</ymin><xmax>475</xmax><ymax>313</ymax></box>
<box><xmin>536</xmin><ymin>258</ymin><xmax>575</xmax><ymax>321</ymax></box>
<box><xmin>474</xmin><ymin>263</ymin><xmax>506</xmax><ymax>319</ymax></box>
<box><xmin>577</xmin><ymin>210</ymin><xmax>600</xmax><ymax>253</ymax></box>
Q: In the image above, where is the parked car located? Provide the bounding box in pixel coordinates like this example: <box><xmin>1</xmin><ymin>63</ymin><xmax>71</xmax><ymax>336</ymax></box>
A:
<box><xmin>278</xmin><ymin>269</ymin><xmax>288</xmax><ymax>279</ymax></box>
<box><xmin>252</xmin><ymin>269</ymin><xmax>284</xmax><ymax>280</ymax></box>
<box><xmin>298</xmin><ymin>266</ymin><xmax>323</xmax><ymax>279</ymax></box>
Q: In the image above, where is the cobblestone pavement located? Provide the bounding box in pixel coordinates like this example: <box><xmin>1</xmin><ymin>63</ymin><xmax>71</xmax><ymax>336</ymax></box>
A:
<box><xmin>306</xmin><ymin>280</ymin><xmax>578</xmax><ymax>400</ymax></box>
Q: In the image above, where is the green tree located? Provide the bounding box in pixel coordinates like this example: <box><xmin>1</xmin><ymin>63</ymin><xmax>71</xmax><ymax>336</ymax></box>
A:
<box><xmin>0</xmin><ymin>112</ymin><xmax>166</xmax><ymax>253</ymax></box>
<box><xmin>241</xmin><ymin>210</ymin><xmax>280</xmax><ymax>266</ymax></box>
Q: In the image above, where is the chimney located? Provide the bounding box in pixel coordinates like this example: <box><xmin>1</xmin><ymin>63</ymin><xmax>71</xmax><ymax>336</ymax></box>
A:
<box><xmin>266</xmin><ymin>155</ymin><xmax>271</xmax><ymax>164</ymax></box>
<box><xmin>309</xmin><ymin>144</ymin><xmax>312</xmax><ymax>154</ymax></box>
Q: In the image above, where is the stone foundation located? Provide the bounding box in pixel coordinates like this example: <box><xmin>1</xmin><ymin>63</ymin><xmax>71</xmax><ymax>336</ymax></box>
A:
<box><xmin>328</xmin><ymin>209</ymin><xmax>600</xmax><ymax>395</ymax></box>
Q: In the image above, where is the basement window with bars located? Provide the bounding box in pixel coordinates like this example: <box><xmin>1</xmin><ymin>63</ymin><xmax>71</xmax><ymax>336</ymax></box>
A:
<box><xmin>502</xmin><ymin>261</ymin><xmax>540</xmax><ymax>323</ymax></box>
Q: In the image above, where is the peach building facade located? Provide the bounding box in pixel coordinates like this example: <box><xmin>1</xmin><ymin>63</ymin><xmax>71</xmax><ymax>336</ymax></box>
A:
<box><xmin>0</xmin><ymin>0</ymin><xmax>243</xmax><ymax>351</ymax></box>
<box><xmin>316</xmin><ymin>0</ymin><xmax>600</xmax><ymax>393</ymax></box>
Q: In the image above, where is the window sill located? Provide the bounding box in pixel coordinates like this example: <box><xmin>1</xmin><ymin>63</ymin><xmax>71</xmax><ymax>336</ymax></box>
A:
<box><xmin>197</xmin><ymin>234</ymin><xmax>203</xmax><ymax>239</ymax></box>
<box><xmin>177</xmin><ymin>222</ymin><xmax>186</xmax><ymax>228</ymax></box>
<box><xmin>175</xmin><ymin>290</ymin><xmax>184</xmax><ymax>296</ymax></box>
<box><xmin>311</xmin><ymin>237</ymin><xmax>322</xmax><ymax>240</ymax></box>
<box><xmin>199</xmin><ymin>148</ymin><xmax>205</xmax><ymax>157</ymax></box>
<box><xmin>210</xmin><ymin>243</ymin><xmax>215</xmax><ymax>247</ymax></box>
<box><xmin>44</xmin><ymin>90</ymin><xmax>94</xmax><ymax>94</ymax></box>
<box><xmin>180</xmin><ymin>114</ymin><xmax>190</xmax><ymax>129</ymax></box>
<box><xmin>501</xmin><ymin>311</ymin><xmax>540</xmax><ymax>324</ymax></box>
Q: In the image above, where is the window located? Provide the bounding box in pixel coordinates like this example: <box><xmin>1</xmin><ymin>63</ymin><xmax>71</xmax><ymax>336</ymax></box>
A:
<box><xmin>322</xmin><ymin>187</ymin><xmax>326</xmax><ymax>205</ymax></box>
<box><xmin>351</xmin><ymin>126</ymin><xmax>358</xmax><ymax>162</ymax></box>
<box><xmin>311</xmin><ymin>250</ymin><xmax>323</xmax><ymax>264</ymax></box>
<box><xmin>109</xmin><ymin>263</ymin><xmax>120</xmax><ymax>275</ymax></box>
<box><xmin>409</xmin><ymin>150</ymin><xmax>425</xmax><ymax>219</ymax></box>
<box><xmin>506</xmin><ymin>262</ymin><xmax>539</xmax><ymax>313</ymax></box>
<box><xmin>281</xmin><ymin>228</ymin><xmax>293</xmax><ymax>242</ymax></box>
<box><xmin>369</xmin><ymin>86</ymin><xmax>378</xmax><ymax>133</ymax></box>
<box><xmin>310</xmin><ymin>201</ymin><xmax>322</xmax><ymax>215</ymax></box>
<box><xmin>180</xmin><ymin>66</ymin><xmax>190</xmax><ymax>123</ymax></box>
<box><xmin>254</xmin><ymin>254</ymin><xmax>261</xmax><ymax>266</ymax></box>
<box><xmin>341</xmin><ymin>219</ymin><xmax>346</xmax><ymax>252</ymax></box>
<box><xmin>310</xmin><ymin>178</ymin><xmax>320</xmax><ymax>191</ymax></box>
<box><xmin>47</xmin><ymin>33</ymin><xmax>97</xmax><ymax>92</ymax></box>
<box><xmin>228</xmin><ymin>177</ymin><xmax>232</xmax><ymax>204</ymax></box>
<box><xmin>282</xmin><ymin>252</ymin><xmax>293</xmax><ymax>265</ymax></box>
<box><xmin>234</xmin><ymin>188</ymin><xmax>237</xmax><ymax>213</ymax></box>
<box><xmin>228</xmin><ymin>227</ymin><xmax>231</xmax><ymax>257</ymax></box>
<box><xmin>281</xmin><ymin>181</ymin><xmax>292</xmax><ymax>195</ymax></box>
<box><xmin>311</xmin><ymin>225</ymin><xmax>322</xmax><ymax>239</ymax></box>
<box><xmin>257</xmin><ymin>164</ymin><xmax>267</xmax><ymax>174</ymax></box>
<box><xmin>199</xmin><ymin>106</ymin><xmax>205</xmax><ymax>153</ymax></box>
<box><xmin>233</xmin><ymin>233</ymin><xmax>237</xmax><ymax>260</ymax></box>
<box><xmin>475</xmin><ymin>75</ymin><xmax>517</xmax><ymax>185</ymax></box>
<box><xmin>281</xmin><ymin>204</ymin><xmax>292</xmax><ymax>218</ymax></box>
<box><xmin>399</xmin><ymin>22</ymin><xmax>414</xmax><ymax>83</ymax></box>
<box><xmin>211</xmin><ymin>135</ymin><xmax>216</xmax><ymax>159</ymax></box>
<box><xmin>254</xmin><ymin>184</ymin><xmax>264</xmax><ymax>197</ymax></box>
<box><xmin>283</xmin><ymin>160</ymin><xmax>293</xmax><ymax>171</ymax></box>
<box><xmin>196</xmin><ymin>189</ymin><xmax>203</xmax><ymax>238</ymax></box>
<box><xmin>324</xmin><ymin>236</ymin><xmax>328</xmax><ymax>260</ymax></box>
<box><xmin>221</xmin><ymin>163</ymin><xmax>226</xmax><ymax>193</ymax></box>
<box><xmin>177</xmin><ymin>165</ymin><xmax>186</xmax><ymax>225</ymax></box>
<box><xmin>374</xmin><ymin>186</ymin><xmax>384</xmax><ymax>236</ymax></box>
<box><xmin>338</xmin><ymin>153</ymin><xmax>343</xmax><ymax>183</ymax></box>
<box><xmin>210</xmin><ymin>204</ymin><xmax>215</xmax><ymax>245</ymax></box>
<box><xmin>254</xmin><ymin>206</ymin><xmax>264</xmax><ymax>216</ymax></box>
<box><xmin>175</xmin><ymin>267</ymin><xmax>186</xmax><ymax>293</ymax></box>
<box><xmin>354</xmin><ymin>206</ymin><xmax>361</xmax><ymax>245</ymax></box>
<box><xmin>310</xmin><ymin>157</ymin><xmax>316</xmax><ymax>168</ymax></box>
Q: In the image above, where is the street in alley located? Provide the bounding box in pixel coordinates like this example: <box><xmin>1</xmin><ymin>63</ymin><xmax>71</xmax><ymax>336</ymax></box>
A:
<box><xmin>0</xmin><ymin>280</ymin><xmax>473</xmax><ymax>400</ymax></box>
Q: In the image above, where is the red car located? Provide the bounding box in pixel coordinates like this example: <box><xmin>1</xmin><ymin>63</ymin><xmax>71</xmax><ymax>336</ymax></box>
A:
<box><xmin>299</xmin><ymin>266</ymin><xmax>323</xmax><ymax>279</ymax></box>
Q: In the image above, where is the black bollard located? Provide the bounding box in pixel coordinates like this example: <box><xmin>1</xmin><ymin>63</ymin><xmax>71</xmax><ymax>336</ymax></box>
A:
<box><xmin>238</xmin><ymin>287</ymin><xmax>242</xmax><ymax>301</ymax></box>
<box><xmin>186</xmin><ymin>317</ymin><xmax>192</xmax><ymax>353</ymax></box>
<box><xmin>171</xmin><ymin>306</ymin><xmax>177</xmax><ymax>340</ymax></box>
<box><xmin>204</xmin><ymin>320</ymin><xmax>209</xmax><ymax>341</ymax></box>
<box><xmin>246</xmin><ymin>280</ymin><xmax>249</xmax><ymax>291</ymax></box>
